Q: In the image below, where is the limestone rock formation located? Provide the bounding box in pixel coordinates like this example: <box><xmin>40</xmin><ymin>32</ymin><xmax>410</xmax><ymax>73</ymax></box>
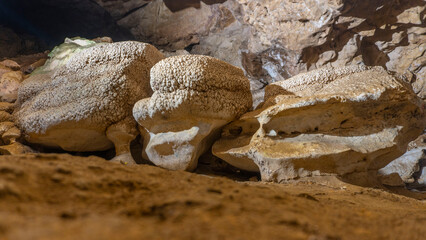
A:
<box><xmin>14</xmin><ymin>41</ymin><xmax>164</xmax><ymax>164</ymax></box>
<box><xmin>0</xmin><ymin>0</ymin><xmax>133</xmax><ymax>50</ymax></box>
<box><xmin>378</xmin><ymin>148</ymin><xmax>425</xmax><ymax>188</ymax></box>
<box><xmin>94</xmin><ymin>0</ymin><xmax>151</xmax><ymax>20</ymax></box>
<box><xmin>114</xmin><ymin>0</ymin><xmax>425</xmax><ymax>102</ymax></box>
<box><xmin>133</xmin><ymin>55</ymin><xmax>252</xmax><ymax>171</ymax></box>
<box><xmin>0</xmin><ymin>101</ymin><xmax>34</xmax><ymax>155</ymax></box>
<box><xmin>212</xmin><ymin>66</ymin><xmax>425</xmax><ymax>184</ymax></box>
<box><xmin>117</xmin><ymin>0</ymin><xmax>230</xmax><ymax>51</ymax></box>
<box><xmin>378</xmin><ymin>132</ymin><xmax>426</xmax><ymax>189</ymax></box>
<box><xmin>0</xmin><ymin>70</ymin><xmax>24</xmax><ymax>102</ymax></box>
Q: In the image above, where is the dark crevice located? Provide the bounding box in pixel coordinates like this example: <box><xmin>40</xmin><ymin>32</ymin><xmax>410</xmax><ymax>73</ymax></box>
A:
<box><xmin>184</xmin><ymin>42</ymin><xmax>199</xmax><ymax>52</ymax></box>
<box><xmin>120</xmin><ymin>3</ymin><xmax>150</xmax><ymax>20</ymax></box>
<box><xmin>163</xmin><ymin>0</ymin><xmax>227</xmax><ymax>12</ymax></box>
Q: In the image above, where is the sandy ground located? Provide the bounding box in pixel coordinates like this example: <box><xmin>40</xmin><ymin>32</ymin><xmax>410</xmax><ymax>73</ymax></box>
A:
<box><xmin>0</xmin><ymin>153</ymin><xmax>425</xmax><ymax>240</ymax></box>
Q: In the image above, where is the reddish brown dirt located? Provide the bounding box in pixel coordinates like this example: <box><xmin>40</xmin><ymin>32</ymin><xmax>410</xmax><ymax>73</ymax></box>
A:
<box><xmin>0</xmin><ymin>154</ymin><xmax>425</xmax><ymax>240</ymax></box>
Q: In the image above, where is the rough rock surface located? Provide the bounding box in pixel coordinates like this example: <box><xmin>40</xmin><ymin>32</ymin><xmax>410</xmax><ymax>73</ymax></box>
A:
<box><xmin>133</xmin><ymin>55</ymin><xmax>252</xmax><ymax>171</ymax></box>
<box><xmin>213</xmin><ymin>66</ymin><xmax>425</xmax><ymax>185</ymax></box>
<box><xmin>379</xmin><ymin>133</ymin><xmax>426</xmax><ymax>189</ymax></box>
<box><xmin>14</xmin><ymin>41</ymin><xmax>164</xmax><ymax>163</ymax></box>
<box><xmin>378</xmin><ymin>148</ymin><xmax>426</xmax><ymax>189</ymax></box>
<box><xmin>0</xmin><ymin>70</ymin><xmax>24</xmax><ymax>102</ymax></box>
<box><xmin>114</xmin><ymin>0</ymin><xmax>426</xmax><ymax>102</ymax></box>
<box><xmin>0</xmin><ymin>153</ymin><xmax>425</xmax><ymax>240</ymax></box>
<box><xmin>117</xmin><ymin>0</ymin><xmax>233</xmax><ymax>51</ymax></box>
<box><xmin>0</xmin><ymin>101</ymin><xmax>33</xmax><ymax>155</ymax></box>
<box><xmin>0</xmin><ymin>26</ymin><xmax>22</xmax><ymax>58</ymax></box>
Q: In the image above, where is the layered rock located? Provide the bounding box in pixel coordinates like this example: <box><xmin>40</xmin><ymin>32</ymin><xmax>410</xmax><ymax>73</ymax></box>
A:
<box><xmin>133</xmin><ymin>55</ymin><xmax>252</xmax><ymax>171</ymax></box>
<box><xmin>114</xmin><ymin>0</ymin><xmax>425</xmax><ymax>102</ymax></box>
<box><xmin>212</xmin><ymin>66</ymin><xmax>425</xmax><ymax>184</ymax></box>
<box><xmin>15</xmin><ymin>40</ymin><xmax>164</xmax><ymax>164</ymax></box>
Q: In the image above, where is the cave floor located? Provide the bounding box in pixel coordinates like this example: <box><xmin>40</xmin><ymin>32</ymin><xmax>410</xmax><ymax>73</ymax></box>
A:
<box><xmin>0</xmin><ymin>154</ymin><xmax>425</xmax><ymax>240</ymax></box>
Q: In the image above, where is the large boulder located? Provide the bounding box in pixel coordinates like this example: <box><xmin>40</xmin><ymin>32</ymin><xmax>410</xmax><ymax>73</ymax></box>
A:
<box><xmin>14</xmin><ymin>40</ymin><xmax>164</xmax><ymax>164</ymax></box>
<box><xmin>212</xmin><ymin>65</ymin><xmax>425</xmax><ymax>185</ymax></box>
<box><xmin>133</xmin><ymin>55</ymin><xmax>252</xmax><ymax>171</ymax></box>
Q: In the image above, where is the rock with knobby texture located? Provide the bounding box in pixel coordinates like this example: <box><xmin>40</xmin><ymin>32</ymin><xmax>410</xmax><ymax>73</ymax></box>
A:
<box><xmin>212</xmin><ymin>66</ymin><xmax>425</xmax><ymax>185</ymax></box>
<box><xmin>118</xmin><ymin>0</ymin><xmax>232</xmax><ymax>51</ymax></box>
<box><xmin>15</xmin><ymin>38</ymin><xmax>100</xmax><ymax>106</ymax></box>
<box><xmin>15</xmin><ymin>41</ymin><xmax>164</xmax><ymax>164</ymax></box>
<box><xmin>133</xmin><ymin>55</ymin><xmax>252</xmax><ymax>171</ymax></box>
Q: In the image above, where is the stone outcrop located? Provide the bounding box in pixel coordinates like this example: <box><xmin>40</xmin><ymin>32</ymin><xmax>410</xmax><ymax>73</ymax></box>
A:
<box><xmin>212</xmin><ymin>66</ymin><xmax>425</xmax><ymax>184</ymax></box>
<box><xmin>378</xmin><ymin>133</ymin><xmax>426</xmax><ymax>189</ymax></box>
<box><xmin>133</xmin><ymin>55</ymin><xmax>252</xmax><ymax>171</ymax></box>
<box><xmin>378</xmin><ymin>148</ymin><xmax>425</xmax><ymax>189</ymax></box>
<box><xmin>0</xmin><ymin>70</ymin><xmax>24</xmax><ymax>102</ymax></box>
<box><xmin>112</xmin><ymin>0</ymin><xmax>425</xmax><ymax>103</ymax></box>
<box><xmin>0</xmin><ymin>26</ymin><xmax>23</xmax><ymax>58</ymax></box>
<box><xmin>14</xmin><ymin>40</ymin><xmax>164</xmax><ymax>164</ymax></box>
<box><xmin>2</xmin><ymin>1</ymin><xmax>424</xmax><ymax>99</ymax></box>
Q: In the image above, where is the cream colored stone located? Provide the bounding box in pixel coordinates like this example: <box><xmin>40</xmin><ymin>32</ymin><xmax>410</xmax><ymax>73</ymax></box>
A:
<box><xmin>15</xmin><ymin>41</ymin><xmax>164</xmax><ymax>163</ymax></box>
<box><xmin>0</xmin><ymin>71</ymin><xmax>24</xmax><ymax>102</ymax></box>
<box><xmin>118</xmin><ymin>0</ymin><xmax>219</xmax><ymax>50</ymax></box>
<box><xmin>379</xmin><ymin>148</ymin><xmax>426</xmax><ymax>188</ymax></box>
<box><xmin>213</xmin><ymin>66</ymin><xmax>425</xmax><ymax>184</ymax></box>
<box><xmin>133</xmin><ymin>55</ymin><xmax>252</xmax><ymax>171</ymax></box>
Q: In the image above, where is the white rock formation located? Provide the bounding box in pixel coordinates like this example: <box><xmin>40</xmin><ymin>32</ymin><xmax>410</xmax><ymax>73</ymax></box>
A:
<box><xmin>212</xmin><ymin>65</ymin><xmax>425</xmax><ymax>185</ymax></box>
<box><xmin>378</xmin><ymin>148</ymin><xmax>425</xmax><ymax>187</ymax></box>
<box><xmin>133</xmin><ymin>55</ymin><xmax>252</xmax><ymax>171</ymax></box>
<box><xmin>14</xmin><ymin>41</ymin><xmax>164</xmax><ymax>164</ymax></box>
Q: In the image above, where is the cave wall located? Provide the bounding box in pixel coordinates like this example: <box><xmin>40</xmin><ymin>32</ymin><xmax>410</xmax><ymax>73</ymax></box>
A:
<box><xmin>104</xmin><ymin>0</ymin><xmax>426</xmax><ymax>101</ymax></box>
<box><xmin>0</xmin><ymin>0</ymin><xmax>424</xmax><ymax>99</ymax></box>
<box><xmin>0</xmin><ymin>0</ymin><xmax>133</xmax><ymax>55</ymax></box>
